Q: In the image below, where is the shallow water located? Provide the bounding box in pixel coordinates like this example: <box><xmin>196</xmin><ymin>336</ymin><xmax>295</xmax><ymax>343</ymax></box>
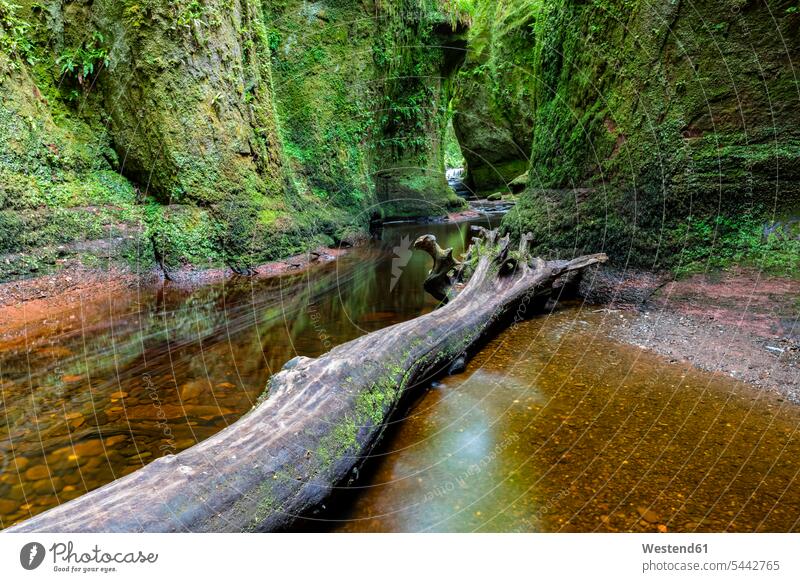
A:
<box><xmin>318</xmin><ymin>309</ymin><xmax>800</xmax><ymax>532</ymax></box>
<box><xmin>0</xmin><ymin>218</ymin><xmax>492</xmax><ymax>527</ymax></box>
<box><xmin>1</xmin><ymin>217</ymin><xmax>799</xmax><ymax>531</ymax></box>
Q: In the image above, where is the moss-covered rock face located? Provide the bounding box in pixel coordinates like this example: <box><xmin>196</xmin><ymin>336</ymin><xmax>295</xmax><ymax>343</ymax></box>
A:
<box><xmin>265</xmin><ymin>0</ymin><xmax>377</xmax><ymax>219</ymax></box>
<box><xmin>0</xmin><ymin>0</ymin><xmax>470</xmax><ymax>282</ymax></box>
<box><xmin>451</xmin><ymin>0</ymin><xmax>537</xmax><ymax>193</ymax></box>
<box><xmin>460</xmin><ymin>0</ymin><xmax>800</xmax><ymax>269</ymax></box>
<box><xmin>90</xmin><ymin>0</ymin><xmax>283</xmax><ymax>207</ymax></box>
<box><xmin>370</xmin><ymin>0</ymin><xmax>469</xmax><ymax>218</ymax></box>
<box><xmin>8</xmin><ymin>0</ymin><xmax>795</xmax><ymax>281</ymax></box>
<box><xmin>0</xmin><ymin>5</ymin><xmax>140</xmax><ymax>281</ymax></box>
<box><xmin>267</xmin><ymin>0</ymin><xmax>467</xmax><ymax>220</ymax></box>
<box><xmin>56</xmin><ymin>0</ymin><xmax>294</xmax><ymax>269</ymax></box>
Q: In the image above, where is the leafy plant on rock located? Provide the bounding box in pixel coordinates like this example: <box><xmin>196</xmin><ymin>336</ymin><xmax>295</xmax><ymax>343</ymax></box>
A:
<box><xmin>56</xmin><ymin>31</ymin><xmax>109</xmax><ymax>87</ymax></box>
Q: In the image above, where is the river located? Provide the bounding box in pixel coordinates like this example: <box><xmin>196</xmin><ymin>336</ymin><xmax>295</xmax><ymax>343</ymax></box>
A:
<box><xmin>1</xmin><ymin>217</ymin><xmax>799</xmax><ymax>531</ymax></box>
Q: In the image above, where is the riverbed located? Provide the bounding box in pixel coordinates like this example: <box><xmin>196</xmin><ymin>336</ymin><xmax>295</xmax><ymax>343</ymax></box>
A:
<box><xmin>315</xmin><ymin>307</ymin><xmax>800</xmax><ymax>532</ymax></box>
<box><xmin>1</xmin><ymin>218</ymin><xmax>798</xmax><ymax>531</ymax></box>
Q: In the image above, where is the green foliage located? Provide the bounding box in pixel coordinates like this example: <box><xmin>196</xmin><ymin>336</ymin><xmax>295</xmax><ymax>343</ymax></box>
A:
<box><xmin>443</xmin><ymin>120</ymin><xmax>464</xmax><ymax>168</ymax></box>
<box><xmin>143</xmin><ymin>202</ymin><xmax>221</xmax><ymax>269</ymax></box>
<box><xmin>674</xmin><ymin>215</ymin><xmax>800</xmax><ymax>278</ymax></box>
<box><xmin>0</xmin><ymin>0</ymin><xmax>33</xmax><ymax>65</ymax></box>
<box><xmin>177</xmin><ymin>0</ymin><xmax>206</xmax><ymax>27</ymax></box>
<box><xmin>439</xmin><ymin>0</ymin><xmax>478</xmax><ymax>25</ymax></box>
<box><xmin>122</xmin><ymin>2</ymin><xmax>149</xmax><ymax>28</ymax></box>
<box><xmin>122</xmin><ymin>0</ymin><xmax>221</xmax><ymax>31</ymax></box>
<box><xmin>56</xmin><ymin>32</ymin><xmax>109</xmax><ymax>86</ymax></box>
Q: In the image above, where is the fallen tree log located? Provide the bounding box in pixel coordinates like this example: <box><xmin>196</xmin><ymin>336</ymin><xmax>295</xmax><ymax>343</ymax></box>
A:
<box><xmin>6</xmin><ymin>229</ymin><xmax>606</xmax><ymax>533</ymax></box>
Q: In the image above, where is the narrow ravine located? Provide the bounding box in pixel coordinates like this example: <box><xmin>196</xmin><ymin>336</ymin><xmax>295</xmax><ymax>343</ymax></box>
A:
<box><xmin>1</xmin><ymin>0</ymin><xmax>798</xmax><ymax>542</ymax></box>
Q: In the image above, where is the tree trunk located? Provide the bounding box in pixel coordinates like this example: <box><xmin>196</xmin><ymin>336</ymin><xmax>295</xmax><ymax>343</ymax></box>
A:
<box><xmin>6</xmin><ymin>229</ymin><xmax>606</xmax><ymax>533</ymax></box>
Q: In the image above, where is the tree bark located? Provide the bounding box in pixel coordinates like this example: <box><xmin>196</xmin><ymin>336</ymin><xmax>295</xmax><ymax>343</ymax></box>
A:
<box><xmin>412</xmin><ymin>233</ymin><xmax>461</xmax><ymax>302</ymax></box>
<box><xmin>5</xmin><ymin>229</ymin><xmax>606</xmax><ymax>533</ymax></box>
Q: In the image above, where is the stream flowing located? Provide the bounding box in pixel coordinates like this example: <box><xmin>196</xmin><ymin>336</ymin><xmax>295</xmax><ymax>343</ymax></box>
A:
<box><xmin>1</xmin><ymin>218</ymin><xmax>799</xmax><ymax>531</ymax></box>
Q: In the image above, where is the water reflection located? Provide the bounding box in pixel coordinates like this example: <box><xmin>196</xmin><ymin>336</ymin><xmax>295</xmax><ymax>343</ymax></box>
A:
<box><xmin>0</xmin><ymin>218</ymin><xmax>494</xmax><ymax>527</ymax></box>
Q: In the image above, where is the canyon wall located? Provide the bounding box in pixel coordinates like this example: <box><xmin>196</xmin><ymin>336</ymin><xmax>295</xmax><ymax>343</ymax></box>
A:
<box><xmin>454</xmin><ymin>0</ymin><xmax>800</xmax><ymax>268</ymax></box>
<box><xmin>450</xmin><ymin>0</ymin><xmax>536</xmax><ymax>193</ymax></box>
<box><xmin>4</xmin><ymin>0</ymin><xmax>798</xmax><ymax>279</ymax></box>
<box><xmin>265</xmin><ymin>0</ymin><xmax>467</xmax><ymax>220</ymax></box>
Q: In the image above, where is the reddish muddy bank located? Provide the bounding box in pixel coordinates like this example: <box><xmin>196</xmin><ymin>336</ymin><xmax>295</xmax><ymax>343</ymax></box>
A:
<box><xmin>0</xmin><ymin>246</ymin><xmax>349</xmax><ymax>334</ymax></box>
<box><xmin>591</xmin><ymin>268</ymin><xmax>799</xmax><ymax>401</ymax></box>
